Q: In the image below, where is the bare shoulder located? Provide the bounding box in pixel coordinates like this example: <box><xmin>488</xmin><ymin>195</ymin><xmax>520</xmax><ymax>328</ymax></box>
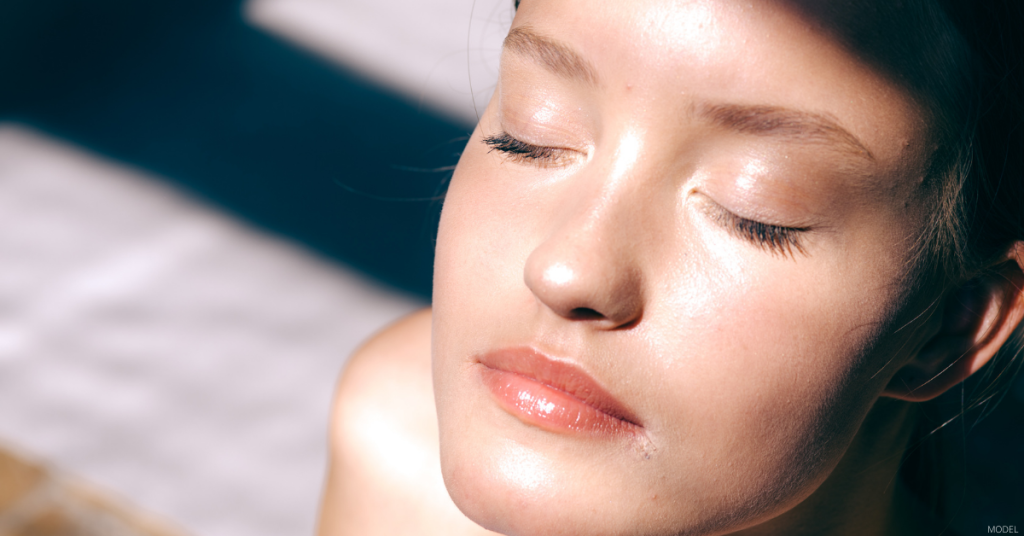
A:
<box><xmin>317</xmin><ymin>308</ymin><xmax>497</xmax><ymax>536</ymax></box>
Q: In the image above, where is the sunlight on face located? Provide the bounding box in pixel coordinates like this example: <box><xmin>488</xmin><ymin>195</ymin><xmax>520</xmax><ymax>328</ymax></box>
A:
<box><xmin>431</xmin><ymin>0</ymin><xmax>946</xmax><ymax>534</ymax></box>
<box><xmin>608</xmin><ymin>131</ymin><xmax>641</xmax><ymax>184</ymax></box>
<box><xmin>543</xmin><ymin>263</ymin><xmax>573</xmax><ymax>287</ymax></box>
<box><xmin>495</xmin><ymin>442</ymin><xmax>551</xmax><ymax>495</ymax></box>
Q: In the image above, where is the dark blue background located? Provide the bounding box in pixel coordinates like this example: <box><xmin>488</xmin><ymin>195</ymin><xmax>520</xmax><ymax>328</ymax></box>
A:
<box><xmin>0</xmin><ymin>0</ymin><xmax>470</xmax><ymax>300</ymax></box>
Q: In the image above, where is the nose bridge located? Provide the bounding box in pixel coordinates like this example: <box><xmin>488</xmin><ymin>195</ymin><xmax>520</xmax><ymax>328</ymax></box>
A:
<box><xmin>523</xmin><ymin>130</ymin><xmax>657</xmax><ymax>328</ymax></box>
<box><xmin>558</xmin><ymin>129</ymin><xmax>655</xmax><ymax>251</ymax></box>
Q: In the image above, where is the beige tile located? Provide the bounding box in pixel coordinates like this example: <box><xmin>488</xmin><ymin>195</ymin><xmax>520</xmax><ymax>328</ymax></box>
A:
<box><xmin>0</xmin><ymin>447</ymin><xmax>190</xmax><ymax>536</ymax></box>
<box><xmin>0</xmin><ymin>449</ymin><xmax>45</xmax><ymax>513</ymax></box>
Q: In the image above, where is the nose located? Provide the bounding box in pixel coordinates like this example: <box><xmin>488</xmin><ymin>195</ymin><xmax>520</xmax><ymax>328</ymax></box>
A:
<box><xmin>523</xmin><ymin>210</ymin><xmax>645</xmax><ymax>330</ymax></box>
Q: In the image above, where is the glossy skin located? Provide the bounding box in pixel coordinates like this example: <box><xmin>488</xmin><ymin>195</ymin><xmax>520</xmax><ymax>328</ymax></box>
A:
<box><xmin>433</xmin><ymin>1</ymin><xmax>946</xmax><ymax>535</ymax></box>
<box><xmin>319</xmin><ymin>0</ymin><xmax>1024</xmax><ymax>535</ymax></box>
<box><xmin>318</xmin><ymin>310</ymin><xmax>501</xmax><ymax>535</ymax></box>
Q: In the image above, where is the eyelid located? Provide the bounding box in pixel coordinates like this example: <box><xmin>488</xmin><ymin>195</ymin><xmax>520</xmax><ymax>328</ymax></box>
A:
<box><xmin>699</xmin><ymin>196</ymin><xmax>810</xmax><ymax>258</ymax></box>
<box><xmin>482</xmin><ymin>131</ymin><xmax>582</xmax><ymax>168</ymax></box>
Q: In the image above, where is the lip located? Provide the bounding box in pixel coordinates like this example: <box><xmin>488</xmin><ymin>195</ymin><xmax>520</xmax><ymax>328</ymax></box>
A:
<box><xmin>476</xmin><ymin>347</ymin><xmax>643</xmax><ymax>438</ymax></box>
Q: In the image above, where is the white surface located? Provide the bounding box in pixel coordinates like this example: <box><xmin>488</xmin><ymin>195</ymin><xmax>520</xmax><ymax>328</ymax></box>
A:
<box><xmin>0</xmin><ymin>124</ymin><xmax>423</xmax><ymax>536</ymax></box>
<box><xmin>246</xmin><ymin>0</ymin><xmax>514</xmax><ymax>124</ymax></box>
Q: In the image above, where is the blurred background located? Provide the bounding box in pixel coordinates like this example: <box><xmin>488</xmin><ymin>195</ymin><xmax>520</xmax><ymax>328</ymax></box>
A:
<box><xmin>0</xmin><ymin>0</ymin><xmax>1019</xmax><ymax>535</ymax></box>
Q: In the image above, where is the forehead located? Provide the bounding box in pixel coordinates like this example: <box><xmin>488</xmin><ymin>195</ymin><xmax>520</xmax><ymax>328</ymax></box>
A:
<box><xmin>509</xmin><ymin>0</ymin><xmax>936</xmax><ymax>170</ymax></box>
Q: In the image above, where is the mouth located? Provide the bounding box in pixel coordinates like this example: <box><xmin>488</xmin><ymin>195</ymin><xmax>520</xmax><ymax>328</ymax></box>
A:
<box><xmin>476</xmin><ymin>347</ymin><xmax>644</xmax><ymax>438</ymax></box>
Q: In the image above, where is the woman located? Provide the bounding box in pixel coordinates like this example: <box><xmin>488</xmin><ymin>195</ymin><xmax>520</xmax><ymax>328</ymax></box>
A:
<box><xmin>319</xmin><ymin>0</ymin><xmax>1024</xmax><ymax>534</ymax></box>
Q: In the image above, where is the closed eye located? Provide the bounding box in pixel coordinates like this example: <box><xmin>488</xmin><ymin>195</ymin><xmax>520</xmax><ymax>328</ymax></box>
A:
<box><xmin>483</xmin><ymin>132</ymin><xmax>576</xmax><ymax>167</ymax></box>
<box><xmin>706</xmin><ymin>203</ymin><xmax>808</xmax><ymax>258</ymax></box>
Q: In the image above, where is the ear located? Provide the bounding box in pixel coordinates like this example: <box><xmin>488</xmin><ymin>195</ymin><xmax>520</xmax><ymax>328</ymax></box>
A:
<box><xmin>884</xmin><ymin>242</ymin><xmax>1024</xmax><ymax>402</ymax></box>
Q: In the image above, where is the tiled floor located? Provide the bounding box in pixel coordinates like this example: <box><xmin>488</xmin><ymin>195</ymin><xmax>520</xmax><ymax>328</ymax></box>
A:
<box><xmin>0</xmin><ymin>125</ymin><xmax>422</xmax><ymax>536</ymax></box>
<box><xmin>0</xmin><ymin>446</ymin><xmax>188</xmax><ymax>536</ymax></box>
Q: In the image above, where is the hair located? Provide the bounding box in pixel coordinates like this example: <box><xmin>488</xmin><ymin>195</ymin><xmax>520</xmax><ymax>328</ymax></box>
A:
<box><xmin>917</xmin><ymin>0</ymin><xmax>1024</xmax><ymax>413</ymax></box>
<box><xmin>934</xmin><ymin>2</ymin><xmax>1024</xmax><ymax>277</ymax></box>
<box><xmin>898</xmin><ymin>0</ymin><xmax>1024</xmax><ymax>519</ymax></box>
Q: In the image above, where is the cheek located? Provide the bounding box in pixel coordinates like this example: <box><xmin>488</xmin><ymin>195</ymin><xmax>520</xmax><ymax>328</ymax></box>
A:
<box><xmin>434</xmin><ymin>133</ymin><xmax>566</xmax><ymax>330</ymax></box>
<box><xmin>432</xmin><ymin>135</ymin><xmax>540</xmax><ymax>395</ymax></box>
<box><xmin>689</xmin><ymin>289</ymin><xmax>871</xmax><ymax>438</ymax></box>
<box><xmin>636</xmin><ymin>253</ymin><xmax>898</xmax><ymax>506</ymax></box>
<box><xmin>435</xmin><ymin>146</ymin><xmax>524</xmax><ymax>322</ymax></box>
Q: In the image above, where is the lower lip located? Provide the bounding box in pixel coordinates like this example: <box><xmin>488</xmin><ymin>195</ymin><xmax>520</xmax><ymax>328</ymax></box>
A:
<box><xmin>477</xmin><ymin>351</ymin><xmax>640</xmax><ymax>438</ymax></box>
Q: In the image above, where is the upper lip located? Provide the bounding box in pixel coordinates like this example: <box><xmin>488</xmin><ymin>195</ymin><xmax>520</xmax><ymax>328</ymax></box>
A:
<box><xmin>476</xmin><ymin>346</ymin><xmax>643</xmax><ymax>427</ymax></box>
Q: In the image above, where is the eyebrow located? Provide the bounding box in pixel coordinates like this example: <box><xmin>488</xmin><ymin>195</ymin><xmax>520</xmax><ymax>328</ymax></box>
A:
<box><xmin>503</xmin><ymin>27</ymin><xmax>874</xmax><ymax>164</ymax></box>
<box><xmin>694</xmin><ymin>103</ymin><xmax>875</xmax><ymax>162</ymax></box>
<box><xmin>503</xmin><ymin>26</ymin><xmax>599</xmax><ymax>86</ymax></box>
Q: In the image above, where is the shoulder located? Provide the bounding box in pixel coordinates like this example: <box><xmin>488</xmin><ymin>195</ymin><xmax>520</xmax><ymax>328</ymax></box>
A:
<box><xmin>335</xmin><ymin>307</ymin><xmax>434</xmax><ymax>417</ymax></box>
<box><xmin>317</xmin><ymin>308</ymin><xmax>496</xmax><ymax>536</ymax></box>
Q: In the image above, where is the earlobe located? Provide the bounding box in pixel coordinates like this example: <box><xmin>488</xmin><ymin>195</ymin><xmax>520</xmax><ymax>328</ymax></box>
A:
<box><xmin>883</xmin><ymin>242</ymin><xmax>1024</xmax><ymax>402</ymax></box>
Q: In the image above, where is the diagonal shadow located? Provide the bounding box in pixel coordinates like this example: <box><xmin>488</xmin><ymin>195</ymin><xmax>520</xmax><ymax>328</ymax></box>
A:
<box><xmin>0</xmin><ymin>0</ymin><xmax>473</xmax><ymax>299</ymax></box>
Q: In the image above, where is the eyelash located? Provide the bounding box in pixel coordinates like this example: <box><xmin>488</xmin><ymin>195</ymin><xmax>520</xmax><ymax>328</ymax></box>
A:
<box><xmin>484</xmin><ymin>132</ymin><xmax>807</xmax><ymax>256</ymax></box>
<box><xmin>711</xmin><ymin>207</ymin><xmax>808</xmax><ymax>257</ymax></box>
<box><xmin>483</xmin><ymin>132</ymin><xmax>574</xmax><ymax>167</ymax></box>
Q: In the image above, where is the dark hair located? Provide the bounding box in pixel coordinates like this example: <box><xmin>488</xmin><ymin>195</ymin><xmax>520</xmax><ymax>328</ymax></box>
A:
<box><xmin>923</xmin><ymin>0</ymin><xmax>1024</xmax><ymax>420</ymax></box>
<box><xmin>899</xmin><ymin>0</ymin><xmax>1024</xmax><ymax>519</ymax></box>
<box><xmin>915</xmin><ymin>1</ymin><xmax>1022</xmax><ymax>279</ymax></box>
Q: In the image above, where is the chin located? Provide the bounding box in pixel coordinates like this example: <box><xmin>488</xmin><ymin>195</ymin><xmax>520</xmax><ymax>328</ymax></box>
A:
<box><xmin>437</xmin><ymin>424</ymin><xmax>820</xmax><ymax>536</ymax></box>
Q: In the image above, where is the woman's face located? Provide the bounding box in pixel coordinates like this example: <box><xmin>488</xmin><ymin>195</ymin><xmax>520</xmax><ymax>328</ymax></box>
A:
<box><xmin>432</xmin><ymin>0</ymin><xmax>940</xmax><ymax>534</ymax></box>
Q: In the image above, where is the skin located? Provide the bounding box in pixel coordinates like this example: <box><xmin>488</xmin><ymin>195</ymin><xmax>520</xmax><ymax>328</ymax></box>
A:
<box><xmin>318</xmin><ymin>1</ymin><xmax>1024</xmax><ymax>535</ymax></box>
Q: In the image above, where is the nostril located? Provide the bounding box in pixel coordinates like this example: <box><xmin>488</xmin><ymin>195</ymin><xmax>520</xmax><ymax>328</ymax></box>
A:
<box><xmin>524</xmin><ymin>244</ymin><xmax>644</xmax><ymax>328</ymax></box>
<box><xmin>568</xmin><ymin>307</ymin><xmax>605</xmax><ymax>320</ymax></box>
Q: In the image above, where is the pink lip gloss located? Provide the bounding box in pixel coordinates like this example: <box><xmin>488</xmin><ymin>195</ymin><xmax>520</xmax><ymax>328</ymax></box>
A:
<box><xmin>476</xmin><ymin>347</ymin><xmax>643</xmax><ymax>438</ymax></box>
